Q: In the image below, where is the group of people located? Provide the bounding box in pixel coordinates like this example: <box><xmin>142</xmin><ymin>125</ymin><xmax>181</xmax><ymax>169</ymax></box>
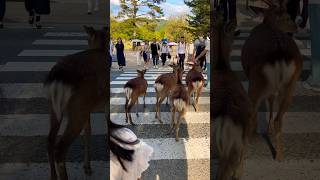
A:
<box><xmin>109</xmin><ymin>34</ymin><xmax>210</xmax><ymax>72</ymax></box>
<box><xmin>0</xmin><ymin>0</ymin><xmax>99</xmax><ymax>29</ymax></box>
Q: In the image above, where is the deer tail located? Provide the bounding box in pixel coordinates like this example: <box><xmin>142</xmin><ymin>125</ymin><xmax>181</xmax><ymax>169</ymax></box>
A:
<box><xmin>124</xmin><ymin>87</ymin><xmax>133</xmax><ymax>104</ymax></box>
<box><xmin>44</xmin><ymin>81</ymin><xmax>72</xmax><ymax>123</ymax></box>
<box><xmin>173</xmin><ymin>98</ymin><xmax>186</xmax><ymax>112</ymax></box>
<box><xmin>154</xmin><ymin>83</ymin><xmax>164</xmax><ymax>92</ymax></box>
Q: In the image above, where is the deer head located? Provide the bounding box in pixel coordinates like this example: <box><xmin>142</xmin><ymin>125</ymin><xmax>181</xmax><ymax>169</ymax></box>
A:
<box><xmin>84</xmin><ymin>26</ymin><xmax>108</xmax><ymax>49</ymax></box>
<box><xmin>136</xmin><ymin>69</ymin><xmax>147</xmax><ymax>78</ymax></box>
<box><xmin>263</xmin><ymin>0</ymin><xmax>297</xmax><ymax>33</ymax></box>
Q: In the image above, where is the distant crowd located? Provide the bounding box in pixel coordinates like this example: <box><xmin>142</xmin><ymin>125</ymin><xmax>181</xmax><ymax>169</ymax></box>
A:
<box><xmin>109</xmin><ymin>32</ymin><xmax>210</xmax><ymax>73</ymax></box>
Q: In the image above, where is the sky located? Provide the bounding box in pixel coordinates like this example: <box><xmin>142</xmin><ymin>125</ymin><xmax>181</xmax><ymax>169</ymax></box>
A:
<box><xmin>110</xmin><ymin>0</ymin><xmax>191</xmax><ymax>19</ymax></box>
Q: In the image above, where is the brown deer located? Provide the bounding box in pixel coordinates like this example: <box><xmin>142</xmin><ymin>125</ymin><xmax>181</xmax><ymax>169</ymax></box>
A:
<box><xmin>154</xmin><ymin>64</ymin><xmax>182</xmax><ymax>123</ymax></box>
<box><xmin>186</xmin><ymin>62</ymin><xmax>205</xmax><ymax>112</ymax></box>
<box><xmin>124</xmin><ymin>69</ymin><xmax>148</xmax><ymax>125</ymax></box>
<box><xmin>213</xmin><ymin>10</ymin><xmax>253</xmax><ymax>180</ymax></box>
<box><xmin>241</xmin><ymin>0</ymin><xmax>303</xmax><ymax>161</ymax></box>
<box><xmin>170</xmin><ymin>69</ymin><xmax>188</xmax><ymax>141</ymax></box>
<box><xmin>44</xmin><ymin>26</ymin><xmax>108</xmax><ymax>180</ymax></box>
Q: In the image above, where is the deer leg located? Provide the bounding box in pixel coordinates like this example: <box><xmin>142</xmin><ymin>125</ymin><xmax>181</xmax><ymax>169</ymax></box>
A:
<box><xmin>248</xmin><ymin>81</ymin><xmax>267</xmax><ymax>138</ymax></box>
<box><xmin>171</xmin><ymin>106</ymin><xmax>176</xmax><ymax>130</ymax></box>
<box><xmin>136</xmin><ymin>97</ymin><xmax>139</xmax><ymax>117</ymax></box>
<box><xmin>175</xmin><ymin>110</ymin><xmax>185</xmax><ymax>141</ymax></box>
<box><xmin>127</xmin><ymin>97</ymin><xmax>137</xmax><ymax>125</ymax></box>
<box><xmin>48</xmin><ymin>109</ymin><xmax>62</xmax><ymax>180</ymax></box>
<box><xmin>233</xmin><ymin>144</ymin><xmax>246</xmax><ymax>180</ymax></box>
<box><xmin>155</xmin><ymin>94</ymin><xmax>159</xmax><ymax>119</ymax></box>
<box><xmin>195</xmin><ymin>87</ymin><xmax>202</xmax><ymax>112</ymax></box>
<box><xmin>274</xmin><ymin>86</ymin><xmax>294</xmax><ymax>162</ymax></box>
<box><xmin>157</xmin><ymin>96</ymin><xmax>166</xmax><ymax>123</ymax></box>
<box><xmin>54</xmin><ymin>111</ymin><xmax>89</xmax><ymax>180</ymax></box>
<box><xmin>83</xmin><ymin>119</ymin><xmax>92</xmax><ymax>176</ymax></box>
<box><xmin>267</xmin><ymin>95</ymin><xmax>275</xmax><ymax>135</ymax></box>
<box><xmin>143</xmin><ymin>93</ymin><xmax>146</xmax><ymax>109</ymax></box>
<box><xmin>125</xmin><ymin>98</ymin><xmax>129</xmax><ymax>123</ymax></box>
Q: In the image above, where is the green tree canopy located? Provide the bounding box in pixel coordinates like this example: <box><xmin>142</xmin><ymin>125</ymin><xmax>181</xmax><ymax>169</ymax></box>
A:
<box><xmin>184</xmin><ymin>0</ymin><xmax>210</xmax><ymax>36</ymax></box>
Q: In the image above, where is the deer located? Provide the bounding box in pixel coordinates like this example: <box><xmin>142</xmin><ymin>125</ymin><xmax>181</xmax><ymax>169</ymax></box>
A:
<box><xmin>186</xmin><ymin>62</ymin><xmax>205</xmax><ymax>112</ymax></box>
<box><xmin>44</xmin><ymin>26</ymin><xmax>108</xmax><ymax>180</ymax></box>
<box><xmin>154</xmin><ymin>64</ymin><xmax>182</xmax><ymax>123</ymax></box>
<box><xmin>124</xmin><ymin>69</ymin><xmax>148</xmax><ymax>125</ymax></box>
<box><xmin>241</xmin><ymin>0</ymin><xmax>303</xmax><ymax>161</ymax></box>
<box><xmin>170</xmin><ymin>68</ymin><xmax>188</xmax><ymax>141</ymax></box>
<box><xmin>213</xmin><ymin>9</ymin><xmax>254</xmax><ymax>180</ymax></box>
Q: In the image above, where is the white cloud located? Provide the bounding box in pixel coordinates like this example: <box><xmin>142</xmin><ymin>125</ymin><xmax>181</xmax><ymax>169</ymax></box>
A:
<box><xmin>160</xmin><ymin>2</ymin><xmax>191</xmax><ymax>17</ymax></box>
<box><xmin>110</xmin><ymin>0</ymin><xmax>120</xmax><ymax>6</ymax></box>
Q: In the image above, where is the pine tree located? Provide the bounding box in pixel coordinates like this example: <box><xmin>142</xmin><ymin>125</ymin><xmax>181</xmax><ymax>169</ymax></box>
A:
<box><xmin>184</xmin><ymin>0</ymin><xmax>210</xmax><ymax>36</ymax></box>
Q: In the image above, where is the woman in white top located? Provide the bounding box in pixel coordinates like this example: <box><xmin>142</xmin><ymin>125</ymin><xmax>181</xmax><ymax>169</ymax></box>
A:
<box><xmin>109</xmin><ymin>120</ymin><xmax>153</xmax><ymax>180</ymax></box>
<box><xmin>176</xmin><ymin>36</ymin><xmax>188</xmax><ymax>70</ymax></box>
<box><xmin>160</xmin><ymin>43</ymin><xmax>170</xmax><ymax>66</ymax></box>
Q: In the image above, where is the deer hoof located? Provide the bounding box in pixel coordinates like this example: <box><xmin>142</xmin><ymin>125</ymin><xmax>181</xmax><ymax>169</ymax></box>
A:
<box><xmin>130</xmin><ymin>121</ymin><xmax>136</xmax><ymax>126</ymax></box>
<box><xmin>136</xmin><ymin>113</ymin><xmax>139</xmax><ymax>117</ymax></box>
<box><xmin>275</xmin><ymin>153</ymin><xmax>284</xmax><ymax>162</ymax></box>
<box><xmin>175</xmin><ymin>137</ymin><xmax>179</xmax><ymax>142</ymax></box>
<box><xmin>84</xmin><ymin>166</ymin><xmax>93</xmax><ymax>176</ymax></box>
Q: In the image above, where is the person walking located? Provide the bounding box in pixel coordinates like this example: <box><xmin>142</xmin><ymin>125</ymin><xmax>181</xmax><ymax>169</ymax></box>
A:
<box><xmin>87</xmin><ymin>0</ymin><xmax>99</xmax><ymax>15</ymax></box>
<box><xmin>116</xmin><ymin>38</ymin><xmax>126</xmax><ymax>71</ymax></box>
<box><xmin>176</xmin><ymin>36</ymin><xmax>188</xmax><ymax>70</ymax></box>
<box><xmin>109</xmin><ymin>39</ymin><xmax>114</xmax><ymax>69</ymax></box>
<box><xmin>193</xmin><ymin>32</ymin><xmax>207</xmax><ymax>71</ymax></box>
<box><xmin>25</xmin><ymin>0</ymin><xmax>50</xmax><ymax>29</ymax></box>
<box><xmin>150</xmin><ymin>39</ymin><xmax>160</xmax><ymax>69</ymax></box>
<box><xmin>0</xmin><ymin>0</ymin><xmax>5</xmax><ymax>29</ymax></box>
<box><xmin>160</xmin><ymin>42</ymin><xmax>170</xmax><ymax>66</ymax></box>
<box><xmin>142</xmin><ymin>41</ymin><xmax>150</xmax><ymax>69</ymax></box>
<box><xmin>195</xmin><ymin>34</ymin><xmax>210</xmax><ymax>88</ymax></box>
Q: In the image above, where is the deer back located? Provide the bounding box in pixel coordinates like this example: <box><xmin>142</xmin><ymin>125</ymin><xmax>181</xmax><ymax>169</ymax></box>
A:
<box><xmin>124</xmin><ymin>75</ymin><xmax>148</xmax><ymax>96</ymax></box>
<box><xmin>241</xmin><ymin>6</ymin><xmax>303</xmax><ymax>81</ymax></box>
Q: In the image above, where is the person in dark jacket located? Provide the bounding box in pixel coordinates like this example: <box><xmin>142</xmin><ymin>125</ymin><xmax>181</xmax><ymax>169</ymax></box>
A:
<box><xmin>150</xmin><ymin>38</ymin><xmax>160</xmax><ymax>69</ymax></box>
<box><xmin>116</xmin><ymin>38</ymin><xmax>126</xmax><ymax>71</ymax></box>
<box><xmin>220</xmin><ymin>0</ymin><xmax>240</xmax><ymax>36</ymax></box>
<box><xmin>0</xmin><ymin>0</ymin><xmax>5</xmax><ymax>28</ymax></box>
<box><xmin>287</xmin><ymin>0</ymin><xmax>309</xmax><ymax>36</ymax></box>
<box><xmin>25</xmin><ymin>0</ymin><xmax>50</xmax><ymax>29</ymax></box>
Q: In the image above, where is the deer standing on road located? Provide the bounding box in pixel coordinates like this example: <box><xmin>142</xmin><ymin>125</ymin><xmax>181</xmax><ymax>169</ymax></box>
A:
<box><xmin>154</xmin><ymin>64</ymin><xmax>182</xmax><ymax>123</ymax></box>
<box><xmin>186</xmin><ymin>62</ymin><xmax>205</xmax><ymax>112</ymax></box>
<box><xmin>124</xmin><ymin>69</ymin><xmax>148</xmax><ymax>125</ymax></box>
<box><xmin>213</xmin><ymin>10</ymin><xmax>253</xmax><ymax>180</ymax></box>
<box><xmin>170</xmin><ymin>68</ymin><xmax>188</xmax><ymax>141</ymax></box>
<box><xmin>241</xmin><ymin>0</ymin><xmax>303</xmax><ymax>161</ymax></box>
<box><xmin>44</xmin><ymin>26</ymin><xmax>108</xmax><ymax>180</ymax></box>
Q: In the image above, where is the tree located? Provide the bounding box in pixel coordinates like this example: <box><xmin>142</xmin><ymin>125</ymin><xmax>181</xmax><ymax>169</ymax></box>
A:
<box><xmin>117</xmin><ymin>0</ymin><xmax>165</xmax><ymax>27</ymax></box>
<box><xmin>184</xmin><ymin>0</ymin><xmax>210</xmax><ymax>36</ymax></box>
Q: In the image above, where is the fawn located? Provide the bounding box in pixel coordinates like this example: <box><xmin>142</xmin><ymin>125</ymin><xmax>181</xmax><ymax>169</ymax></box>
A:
<box><xmin>154</xmin><ymin>64</ymin><xmax>182</xmax><ymax>123</ymax></box>
<box><xmin>186</xmin><ymin>62</ymin><xmax>205</xmax><ymax>112</ymax></box>
<box><xmin>241</xmin><ymin>0</ymin><xmax>303</xmax><ymax>161</ymax></box>
<box><xmin>170</xmin><ymin>68</ymin><xmax>188</xmax><ymax>141</ymax></box>
<box><xmin>213</xmin><ymin>10</ymin><xmax>253</xmax><ymax>180</ymax></box>
<box><xmin>124</xmin><ymin>69</ymin><xmax>148</xmax><ymax>125</ymax></box>
<box><xmin>44</xmin><ymin>26</ymin><xmax>108</xmax><ymax>180</ymax></box>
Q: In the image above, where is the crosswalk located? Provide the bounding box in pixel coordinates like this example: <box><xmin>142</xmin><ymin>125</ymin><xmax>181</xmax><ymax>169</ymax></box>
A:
<box><xmin>0</xmin><ymin>24</ymin><xmax>319</xmax><ymax>179</ymax></box>
<box><xmin>110</xmin><ymin>68</ymin><xmax>211</xmax><ymax>179</ymax></box>
<box><xmin>0</xmin><ymin>31</ymin><xmax>107</xmax><ymax>180</ymax></box>
<box><xmin>213</xmin><ymin>27</ymin><xmax>320</xmax><ymax>179</ymax></box>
